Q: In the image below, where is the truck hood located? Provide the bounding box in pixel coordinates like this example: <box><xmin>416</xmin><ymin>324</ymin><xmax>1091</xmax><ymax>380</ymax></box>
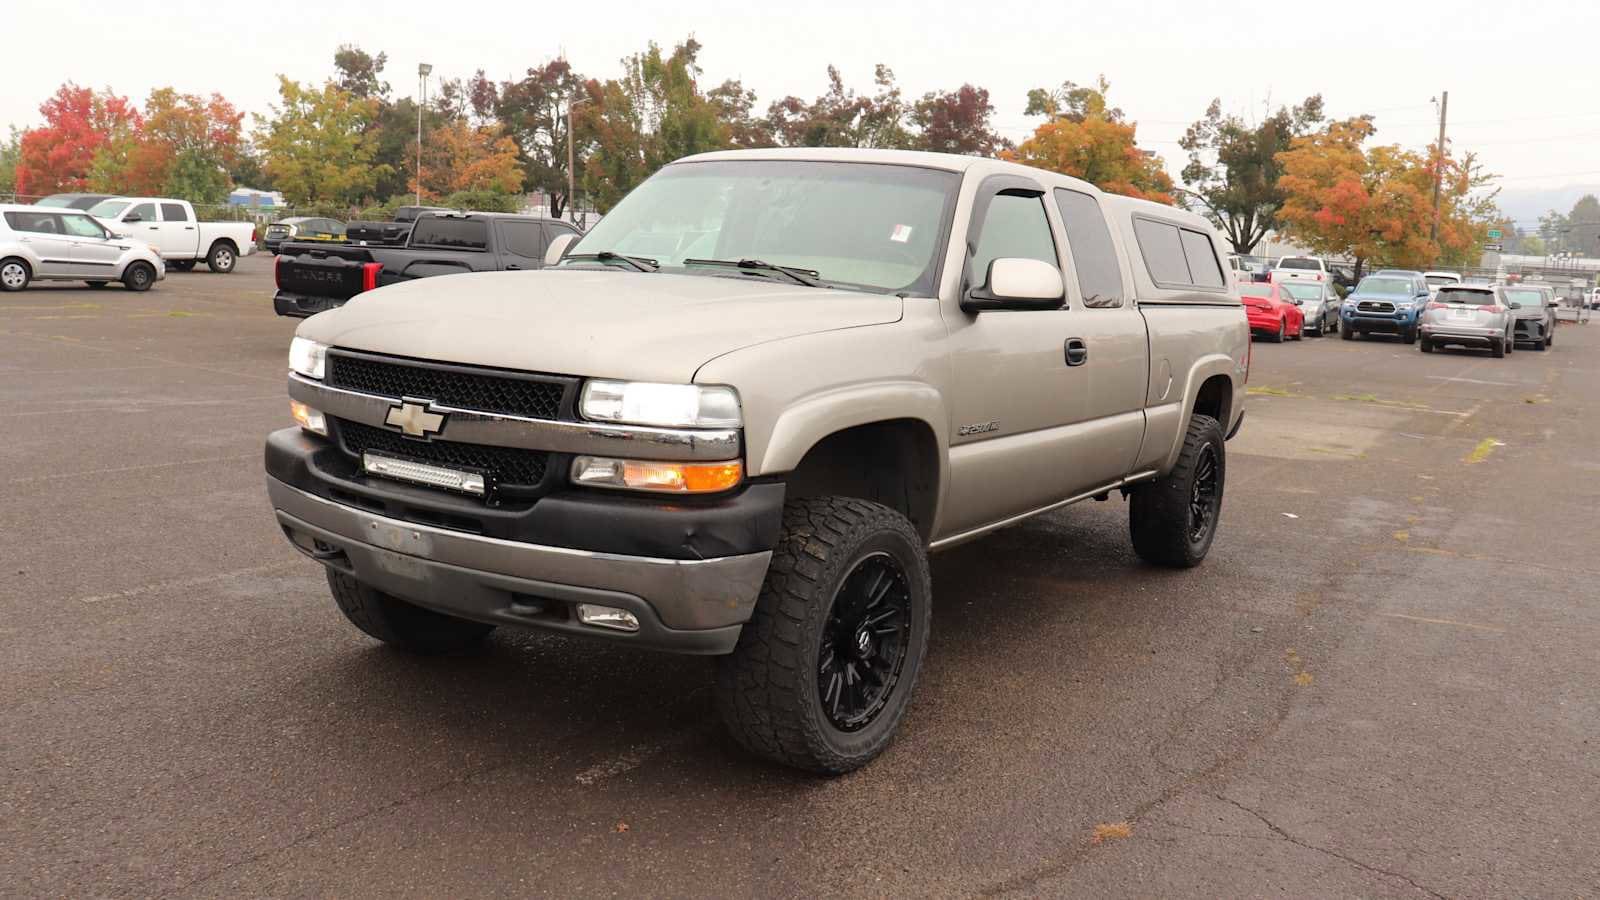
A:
<box><xmin>297</xmin><ymin>269</ymin><xmax>905</xmax><ymax>383</ymax></box>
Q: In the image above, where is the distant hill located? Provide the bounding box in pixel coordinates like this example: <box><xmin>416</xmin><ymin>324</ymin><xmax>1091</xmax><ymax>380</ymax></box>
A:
<box><xmin>1495</xmin><ymin>183</ymin><xmax>1600</xmax><ymax>226</ymax></box>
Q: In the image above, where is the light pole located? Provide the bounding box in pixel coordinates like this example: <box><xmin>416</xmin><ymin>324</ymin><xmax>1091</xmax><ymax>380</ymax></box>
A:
<box><xmin>416</xmin><ymin>62</ymin><xmax>432</xmax><ymax>207</ymax></box>
<box><xmin>566</xmin><ymin>96</ymin><xmax>588</xmax><ymax>224</ymax></box>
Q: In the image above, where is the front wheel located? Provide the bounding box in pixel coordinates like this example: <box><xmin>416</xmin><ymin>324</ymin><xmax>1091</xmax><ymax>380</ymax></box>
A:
<box><xmin>326</xmin><ymin>570</ymin><xmax>494</xmax><ymax>653</ymax></box>
<box><xmin>1341</xmin><ymin>326</ymin><xmax>1355</xmax><ymax>341</ymax></box>
<box><xmin>1130</xmin><ymin>414</ymin><xmax>1226</xmax><ymax>568</ymax></box>
<box><xmin>1403</xmin><ymin>327</ymin><xmax>1417</xmax><ymax>345</ymax></box>
<box><xmin>206</xmin><ymin>243</ymin><xmax>237</xmax><ymax>273</ymax></box>
<box><xmin>122</xmin><ymin>261</ymin><xmax>155</xmax><ymax>292</ymax></box>
<box><xmin>716</xmin><ymin>497</ymin><xmax>931</xmax><ymax>774</ymax></box>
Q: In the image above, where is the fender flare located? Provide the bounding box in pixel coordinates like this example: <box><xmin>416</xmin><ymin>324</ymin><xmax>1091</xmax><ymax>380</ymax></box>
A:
<box><xmin>1161</xmin><ymin>353</ymin><xmax>1240</xmax><ymax>473</ymax></box>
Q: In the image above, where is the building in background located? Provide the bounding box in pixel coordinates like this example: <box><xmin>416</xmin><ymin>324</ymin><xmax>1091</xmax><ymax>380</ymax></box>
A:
<box><xmin>228</xmin><ymin>187</ymin><xmax>284</xmax><ymax>208</ymax></box>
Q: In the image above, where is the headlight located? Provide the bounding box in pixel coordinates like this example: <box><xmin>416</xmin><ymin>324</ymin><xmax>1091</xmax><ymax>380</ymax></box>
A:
<box><xmin>579</xmin><ymin>380</ymin><xmax>741</xmax><ymax>428</ymax></box>
<box><xmin>288</xmin><ymin>336</ymin><xmax>328</xmax><ymax>380</ymax></box>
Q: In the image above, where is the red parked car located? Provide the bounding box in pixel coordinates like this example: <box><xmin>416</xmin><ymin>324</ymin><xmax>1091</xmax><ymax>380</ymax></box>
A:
<box><xmin>1240</xmin><ymin>282</ymin><xmax>1304</xmax><ymax>342</ymax></box>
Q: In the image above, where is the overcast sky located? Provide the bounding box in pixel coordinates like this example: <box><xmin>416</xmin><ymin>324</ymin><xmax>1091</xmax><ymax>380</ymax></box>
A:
<box><xmin>9</xmin><ymin>0</ymin><xmax>1599</xmax><ymax>224</ymax></box>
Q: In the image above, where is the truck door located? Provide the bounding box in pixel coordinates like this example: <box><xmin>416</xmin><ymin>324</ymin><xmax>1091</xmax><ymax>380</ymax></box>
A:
<box><xmin>941</xmin><ymin>176</ymin><xmax>1088</xmax><ymax>534</ymax></box>
<box><xmin>1047</xmin><ymin>187</ymin><xmax>1150</xmax><ymax>488</ymax></box>
<box><xmin>158</xmin><ymin>202</ymin><xmax>196</xmax><ymax>258</ymax></box>
<box><xmin>120</xmin><ymin>202</ymin><xmax>162</xmax><ymax>249</ymax></box>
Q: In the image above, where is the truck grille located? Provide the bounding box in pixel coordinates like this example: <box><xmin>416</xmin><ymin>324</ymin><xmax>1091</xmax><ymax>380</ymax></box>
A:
<box><xmin>335</xmin><ymin>419</ymin><xmax>551</xmax><ymax>491</ymax></box>
<box><xmin>327</xmin><ymin>351</ymin><xmax>573</xmax><ymax>420</ymax></box>
<box><xmin>1357</xmin><ymin>301</ymin><xmax>1395</xmax><ymax>313</ymax></box>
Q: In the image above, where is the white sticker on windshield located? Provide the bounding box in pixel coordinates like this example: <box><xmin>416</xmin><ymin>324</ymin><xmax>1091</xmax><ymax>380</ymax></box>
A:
<box><xmin>890</xmin><ymin>224</ymin><xmax>913</xmax><ymax>243</ymax></box>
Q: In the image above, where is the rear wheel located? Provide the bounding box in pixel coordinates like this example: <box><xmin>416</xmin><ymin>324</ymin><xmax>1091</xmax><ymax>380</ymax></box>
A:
<box><xmin>206</xmin><ymin>242</ymin><xmax>237</xmax><ymax>274</ymax></box>
<box><xmin>1420</xmin><ymin>339</ymin><xmax>1434</xmax><ymax>353</ymax></box>
<box><xmin>1491</xmin><ymin>338</ymin><xmax>1505</xmax><ymax>359</ymax></box>
<box><xmin>122</xmin><ymin>262</ymin><xmax>155</xmax><ymax>292</ymax></box>
<box><xmin>0</xmin><ymin>258</ymin><xmax>29</xmax><ymax>292</ymax></box>
<box><xmin>1130</xmin><ymin>414</ymin><xmax>1225</xmax><ymax>568</ymax></box>
<box><xmin>326</xmin><ymin>570</ymin><xmax>494</xmax><ymax>654</ymax></box>
<box><xmin>1271</xmin><ymin>319</ymin><xmax>1286</xmax><ymax>343</ymax></box>
<box><xmin>716</xmin><ymin>497</ymin><xmax>931</xmax><ymax>774</ymax></box>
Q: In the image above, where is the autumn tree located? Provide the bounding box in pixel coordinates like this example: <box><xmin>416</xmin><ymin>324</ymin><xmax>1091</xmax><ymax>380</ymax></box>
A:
<box><xmin>334</xmin><ymin>45</ymin><xmax>390</xmax><ymax>100</ymax></box>
<box><xmin>579</xmin><ymin>39</ymin><xmax>730</xmax><ymax>213</ymax></box>
<box><xmin>109</xmin><ymin>89</ymin><xmax>244</xmax><ymax>201</ymax></box>
<box><xmin>1179</xmin><ymin>95</ymin><xmax>1324</xmax><ymax>253</ymax></box>
<box><xmin>470</xmin><ymin>59</ymin><xmax>588</xmax><ymax>216</ymax></box>
<box><xmin>707</xmin><ymin>79</ymin><xmax>773</xmax><ymax>149</ymax></box>
<box><xmin>765</xmin><ymin>65</ymin><xmax>913</xmax><ymax>149</ymax></box>
<box><xmin>1004</xmin><ymin>78</ymin><xmax>1174</xmax><ymax>203</ymax></box>
<box><xmin>411</xmin><ymin>117</ymin><xmax>523</xmax><ymax>198</ymax></box>
<box><xmin>909</xmin><ymin>85</ymin><xmax>1009</xmax><ymax>156</ymax></box>
<box><xmin>1431</xmin><ymin>148</ymin><xmax>1499</xmax><ymax>267</ymax></box>
<box><xmin>16</xmin><ymin>84</ymin><xmax>142</xmax><ymax>194</ymax></box>
<box><xmin>254</xmin><ymin>76</ymin><xmax>386</xmax><ymax>205</ymax></box>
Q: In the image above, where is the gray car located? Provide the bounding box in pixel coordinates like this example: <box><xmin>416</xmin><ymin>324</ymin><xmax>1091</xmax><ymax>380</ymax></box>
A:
<box><xmin>1501</xmin><ymin>284</ymin><xmax>1557</xmax><ymax>351</ymax></box>
<box><xmin>1279</xmin><ymin>280</ymin><xmax>1338</xmax><ymax>336</ymax></box>
<box><xmin>1418</xmin><ymin>284</ymin><xmax>1515</xmax><ymax>357</ymax></box>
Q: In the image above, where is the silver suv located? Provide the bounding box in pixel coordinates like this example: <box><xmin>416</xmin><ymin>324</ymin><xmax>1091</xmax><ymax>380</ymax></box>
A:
<box><xmin>1419</xmin><ymin>284</ymin><xmax>1515</xmax><ymax>357</ymax></box>
<box><xmin>0</xmin><ymin>205</ymin><xmax>165</xmax><ymax>292</ymax></box>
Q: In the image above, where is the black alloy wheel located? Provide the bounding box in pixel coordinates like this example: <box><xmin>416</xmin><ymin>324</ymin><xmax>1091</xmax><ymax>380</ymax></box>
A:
<box><xmin>1188</xmin><ymin>444</ymin><xmax>1221</xmax><ymax>544</ymax></box>
<box><xmin>817</xmin><ymin>553</ymin><xmax>912</xmax><ymax>732</ymax></box>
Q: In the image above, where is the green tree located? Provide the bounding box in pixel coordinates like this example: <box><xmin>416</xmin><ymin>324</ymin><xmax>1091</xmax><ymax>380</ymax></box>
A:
<box><xmin>579</xmin><ymin>39</ymin><xmax>729</xmax><ymax>213</ymax></box>
<box><xmin>1179</xmin><ymin>95</ymin><xmax>1324</xmax><ymax>254</ymax></box>
<box><xmin>0</xmin><ymin>128</ymin><xmax>21</xmax><ymax>194</ymax></box>
<box><xmin>1565</xmin><ymin>194</ymin><xmax>1600</xmax><ymax>256</ymax></box>
<box><xmin>254</xmin><ymin>76</ymin><xmax>386</xmax><ymax>204</ymax></box>
<box><xmin>334</xmin><ymin>45</ymin><xmax>390</xmax><ymax>100</ymax></box>
<box><xmin>765</xmin><ymin>65</ymin><xmax>913</xmax><ymax>149</ymax></box>
<box><xmin>1519</xmin><ymin>233</ymin><xmax>1546</xmax><ymax>256</ymax></box>
<box><xmin>471</xmin><ymin>59</ymin><xmax>587</xmax><ymax>216</ymax></box>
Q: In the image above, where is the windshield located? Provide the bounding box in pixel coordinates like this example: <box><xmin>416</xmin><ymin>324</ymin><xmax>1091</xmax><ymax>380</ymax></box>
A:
<box><xmin>1277</xmin><ymin>257</ymin><xmax>1320</xmax><ymax>270</ymax></box>
<box><xmin>1280</xmin><ymin>283</ymin><xmax>1322</xmax><ymax>300</ymax></box>
<box><xmin>1436</xmin><ymin>287</ymin><xmax>1497</xmax><ymax>306</ymax></box>
<box><xmin>87</xmin><ymin>200</ymin><xmax>130</xmax><ymax>218</ymax></box>
<box><xmin>1239</xmin><ymin>283</ymin><xmax>1274</xmax><ymax>298</ymax></box>
<box><xmin>35</xmin><ymin>196</ymin><xmax>76</xmax><ymax>208</ymax></box>
<box><xmin>566</xmin><ymin>160</ymin><xmax>961</xmax><ymax>294</ymax></box>
<box><xmin>1357</xmin><ymin>277</ymin><xmax>1411</xmax><ymax>295</ymax></box>
<box><xmin>1425</xmin><ymin>275</ymin><xmax>1458</xmax><ymax>287</ymax></box>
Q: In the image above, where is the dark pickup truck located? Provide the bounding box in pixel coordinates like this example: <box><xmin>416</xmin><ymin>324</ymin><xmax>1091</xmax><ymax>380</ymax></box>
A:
<box><xmin>342</xmin><ymin>205</ymin><xmax>450</xmax><ymax>246</ymax></box>
<box><xmin>273</xmin><ymin>211</ymin><xmax>582</xmax><ymax>318</ymax></box>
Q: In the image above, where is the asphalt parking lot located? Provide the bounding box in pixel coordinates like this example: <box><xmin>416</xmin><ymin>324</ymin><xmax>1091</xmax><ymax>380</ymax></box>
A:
<box><xmin>3</xmin><ymin>258</ymin><xmax>1597</xmax><ymax>897</ymax></box>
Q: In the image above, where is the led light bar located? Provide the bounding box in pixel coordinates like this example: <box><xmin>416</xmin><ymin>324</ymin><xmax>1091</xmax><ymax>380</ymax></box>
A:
<box><xmin>362</xmin><ymin>452</ymin><xmax>485</xmax><ymax>496</ymax></box>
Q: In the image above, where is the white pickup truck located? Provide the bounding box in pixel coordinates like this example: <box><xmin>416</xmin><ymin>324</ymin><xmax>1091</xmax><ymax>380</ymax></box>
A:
<box><xmin>1269</xmin><ymin>255</ymin><xmax>1330</xmax><ymax>285</ymax></box>
<box><xmin>88</xmin><ymin>198</ymin><xmax>257</xmax><ymax>273</ymax></box>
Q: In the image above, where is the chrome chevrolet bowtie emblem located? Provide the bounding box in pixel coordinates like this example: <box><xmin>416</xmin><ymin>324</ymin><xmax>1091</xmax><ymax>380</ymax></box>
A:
<box><xmin>385</xmin><ymin>399</ymin><xmax>446</xmax><ymax>439</ymax></box>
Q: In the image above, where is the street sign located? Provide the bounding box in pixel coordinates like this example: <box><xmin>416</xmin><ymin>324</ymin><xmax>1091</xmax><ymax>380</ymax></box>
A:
<box><xmin>1485</xmin><ymin>243</ymin><xmax>1503</xmax><ymax>252</ymax></box>
<box><xmin>1487</xmin><ymin>228</ymin><xmax>1503</xmax><ymax>239</ymax></box>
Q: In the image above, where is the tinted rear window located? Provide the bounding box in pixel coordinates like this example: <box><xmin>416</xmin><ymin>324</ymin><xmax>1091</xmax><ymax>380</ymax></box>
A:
<box><xmin>1053</xmin><ymin>189</ymin><xmax>1124</xmax><ymax>308</ymax></box>
<box><xmin>1132</xmin><ymin>218</ymin><xmax>1191</xmax><ymax>286</ymax></box>
<box><xmin>1437</xmin><ymin>288</ymin><xmax>1497</xmax><ymax>306</ymax></box>
<box><xmin>160</xmin><ymin>203</ymin><xmax>189</xmax><ymax>222</ymax></box>
<box><xmin>1277</xmin><ymin>257</ymin><xmax>1320</xmax><ymax>270</ymax></box>
<box><xmin>1425</xmin><ymin>275</ymin><xmax>1458</xmax><ymax>286</ymax></box>
<box><xmin>409</xmin><ymin>217</ymin><xmax>488</xmax><ymax>250</ymax></box>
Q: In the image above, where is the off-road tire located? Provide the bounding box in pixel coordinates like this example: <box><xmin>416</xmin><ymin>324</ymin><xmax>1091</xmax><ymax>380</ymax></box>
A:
<box><xmin>0</xmin><ymin>257</ymin><xmax>30</xmax><ymax>292</ymax></box>
<box><xmin>206</xmin><ymin>242</ymin><xmax>237</xmax><ymax>274</ymax></box>
<box><xmin>326</xmin><ymin>570</ymin><xmax>494</xmax><ymax>654</ymax></box>
<box><xmin>122</xmin><ymin>261</ymin><xmax>156</xmax><ymax>292</ymax></box>
<box><xmin>715</xmin><ymin>497</ymin><xmax>931</xmax><ymax>774</ymax></box>
<box><xmin>1130</xmin><ymin>414</ymin><xmax>1226</xmax><ymax>568</ymax></box>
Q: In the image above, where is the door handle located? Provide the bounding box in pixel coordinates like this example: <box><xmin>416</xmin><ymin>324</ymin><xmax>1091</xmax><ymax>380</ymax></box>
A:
<box><xmin>184</xmin><ymin>226</ymin><xmax>195</xmax><ymax>231</ymax></box>
<box><xmin>1065</xmin><ymin>337</ymin><xmax>1089</xmax><ymax>366</ymax></box>
<box><xmin>504</xmin><ymin>264</ymin><xmax>522</xmax><ymax>270</ymax></box>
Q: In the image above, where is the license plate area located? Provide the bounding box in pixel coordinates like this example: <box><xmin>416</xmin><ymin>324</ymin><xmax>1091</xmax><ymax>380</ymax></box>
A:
<box><xmin>1449</xmin><ymin>308</ymin><xmax>1475</xmax><ymax>320</ymax></box>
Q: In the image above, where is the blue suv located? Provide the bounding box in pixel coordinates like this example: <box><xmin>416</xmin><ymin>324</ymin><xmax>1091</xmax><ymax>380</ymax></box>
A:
<box><xmin>1341</xmin><ymin>271</ymin><xmax>1432</xmax><ymax>344</ymax></box>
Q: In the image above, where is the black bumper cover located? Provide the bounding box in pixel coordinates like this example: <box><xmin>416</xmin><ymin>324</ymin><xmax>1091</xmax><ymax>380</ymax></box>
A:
<box><xmin>264</xmin><ymin>427</ymin><xmax>785</xmax><ymax>561</ymax></box>
<box><xmin>274</xmin><ymin>290</ymin><xmax>350</xmax><ymax>318</ymax></box>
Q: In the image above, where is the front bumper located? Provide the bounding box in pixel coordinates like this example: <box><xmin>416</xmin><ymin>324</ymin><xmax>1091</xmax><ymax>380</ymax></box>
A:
<box><xmin>274</xmin><ymin>289</ymin><xmax>348</xmax><ymax>318</ymax></box>
<box><xmin>1342</xmin><ymin>308</ymin><xmax>1417</xmax><ymax>334</ymax></box>
<box><xmin>265</xmin><ymin>428</ymin><xmax>781</xmax><ymax>654</ymax></box>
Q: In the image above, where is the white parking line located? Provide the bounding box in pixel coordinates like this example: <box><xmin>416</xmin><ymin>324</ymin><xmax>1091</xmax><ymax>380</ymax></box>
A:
<box><xmin>77</xmin><ymin>562</ymin><xmax>305</xmax><ymax>605</ymax></box>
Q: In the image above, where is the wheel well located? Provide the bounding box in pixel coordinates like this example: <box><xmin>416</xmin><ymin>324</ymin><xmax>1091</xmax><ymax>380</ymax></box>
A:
<box><xmin>783</xmin><ymin>419</ymin><xmax>939</xmax><ymax>542</ymax></box>
<box><xmin>209</xmin><ymin>238</ymin><xmax>239</xmax><ymax>255</ymax></box>
<box><xmin>1</xmin><ymin>256</ymin><xmax>31</xmax><ymax>276</ymax></box>
<box><xmin>1193</xmin><ymin>374</ymin><xmax>1232</xmax><ymax>428</ymax></box>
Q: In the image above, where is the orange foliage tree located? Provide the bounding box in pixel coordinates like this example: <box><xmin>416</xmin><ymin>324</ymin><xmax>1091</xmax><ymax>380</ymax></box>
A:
<box><xmin>411</xmin><ymin>118</ymin><xmax>524</xmax><ymax>199</ymax></box>
<box><xmin>1003</xmin><ymin>78</ymin><xmax>1174</xmax><ymax>204</ymax></box>
<box><xmin>1275</xmin><ymin>117</ymin><xmax>1439</xmax><ymax>275</ymax></box>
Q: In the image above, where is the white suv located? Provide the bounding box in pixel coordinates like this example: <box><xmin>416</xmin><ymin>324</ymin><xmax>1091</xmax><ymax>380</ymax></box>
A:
<box><xmin>0</xmin><ymin>204</ymin><xmax>166</xmax><ymax>292</ymax></box>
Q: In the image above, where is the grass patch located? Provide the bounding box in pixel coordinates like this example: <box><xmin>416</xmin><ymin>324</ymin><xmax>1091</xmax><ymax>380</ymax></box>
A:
<box><xmin>1464</xmin><ymin>437</ymin><xmax>1500</xmax><ymax>465</ymax></box>
<box><xmin>1246</xmin><ymin>385</ymin><xmax>1296</xmax><ymax>397</ymax></box>
<box><xmin>167</xmin><ymin>310</ymin><xmax>195</xmax><ymax>318</ymax></box>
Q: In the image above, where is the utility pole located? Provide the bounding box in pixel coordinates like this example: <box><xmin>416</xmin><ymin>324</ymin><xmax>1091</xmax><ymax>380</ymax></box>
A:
<box><xmin>416</xmin><ymin>63</ymin><xmax>432</xmax><ymax>207</ymax></box>
<box><xmin>1430</xmin><ymin>90</ymin><xmax>1449</xmax><ymax>243</ymax></box>
<box><xmin>566</xmin><ymin>97</ymin><xmax>587</xmax><ymax>224</ymax></box>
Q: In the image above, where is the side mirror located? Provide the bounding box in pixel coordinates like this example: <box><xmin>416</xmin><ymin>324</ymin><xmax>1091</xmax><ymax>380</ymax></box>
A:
<box><xmin>962</xmin><ymin>258</ymin><xmax>1065</xmax><ymax>312</ymax></box>
<box><xmin>1508</xmin><ymin>302</ymin><xmax>1522</xmax><ymax>309</ymax></box>
<box><xmin>123</xmin><ymin>214</ymin><xmax>142</xmax><ymax>224</ymax></box>
<box><xmin>544</xmin><ymin>232</ymin><xmax>577</xmax><ymax>267</ymax></box>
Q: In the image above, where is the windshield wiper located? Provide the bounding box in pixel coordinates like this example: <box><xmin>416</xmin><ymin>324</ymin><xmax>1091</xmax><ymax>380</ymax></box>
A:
<box><xmin>682</xmin><ymin>258</ymin><xmax>827</xmax><ymax>288</ymax></box>
<box><xmin>563</xmin><ymin>251</ymin><xmax>658</xmax><ymax>272</ymax></box>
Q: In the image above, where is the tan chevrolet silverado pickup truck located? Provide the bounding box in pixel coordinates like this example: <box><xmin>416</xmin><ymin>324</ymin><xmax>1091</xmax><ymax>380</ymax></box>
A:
<box><xmin>265</xmin><ymin>148</ymin><xmax>1249</xmax><ymax>773</ymax></box>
